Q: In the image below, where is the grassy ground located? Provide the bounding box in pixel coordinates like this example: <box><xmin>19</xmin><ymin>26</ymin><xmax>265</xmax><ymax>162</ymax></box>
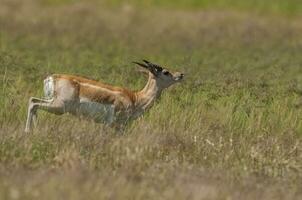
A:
<box><xmin>1</xmin><ymin>0</ymin><xmax>302</xmax><ymax>199</ymax></box>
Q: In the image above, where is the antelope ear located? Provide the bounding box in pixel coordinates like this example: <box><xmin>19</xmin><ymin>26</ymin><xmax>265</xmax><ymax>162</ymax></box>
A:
<box><xmin>143</xmin><ymin>60</ymin><xmax>163</xmax><ymax>72</ymax></box>
<box><xmin>133</xmin><ymin>60</ymin><xmax>158</xmax><ymax>76</ymax></box>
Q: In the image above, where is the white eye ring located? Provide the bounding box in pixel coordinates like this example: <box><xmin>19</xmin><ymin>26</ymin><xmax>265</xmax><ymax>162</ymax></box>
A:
<box><xmin>163</xmin><ymin>70</ymin><xmax>169</xmax><ymax>75</ymax></box>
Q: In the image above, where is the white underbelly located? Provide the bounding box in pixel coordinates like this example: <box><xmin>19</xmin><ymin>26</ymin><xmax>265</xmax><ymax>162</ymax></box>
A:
<box><xmin>76</xmin><ymin>98</ymin><xmax>115</xmax><ymax>123</ymax></box>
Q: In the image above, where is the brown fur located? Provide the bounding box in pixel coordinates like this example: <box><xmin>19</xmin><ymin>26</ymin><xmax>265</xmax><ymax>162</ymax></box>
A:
<box><xmin>53</xmin><ymin>74</ymin><xmax>137</xmax><ymax>110</ymax></box>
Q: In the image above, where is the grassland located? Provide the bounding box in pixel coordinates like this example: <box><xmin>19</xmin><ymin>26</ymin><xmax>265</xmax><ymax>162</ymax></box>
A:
<box><xmin>0</xmin><ymin>0</ymin><xmax>302</xmax><ymax>199</ymax></box>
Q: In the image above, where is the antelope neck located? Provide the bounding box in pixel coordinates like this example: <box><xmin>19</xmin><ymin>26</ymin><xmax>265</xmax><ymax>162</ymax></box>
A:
<box><xmin>135</xmin><ymin>73</ymin><xmax>163</xmax><ymax>110</ymax></box>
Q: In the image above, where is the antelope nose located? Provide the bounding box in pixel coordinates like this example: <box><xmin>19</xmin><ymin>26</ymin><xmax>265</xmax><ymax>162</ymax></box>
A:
<box><xmin>180</xmin><ymin>73</ymin><xmax>184</xmax><ymax>78</ymax></box>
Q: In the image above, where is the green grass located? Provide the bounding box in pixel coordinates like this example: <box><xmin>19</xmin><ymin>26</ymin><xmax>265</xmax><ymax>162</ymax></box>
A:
<box><xmin>1</xmin><ymin>0</ymin><xmax>302</xmax><ymax>199</ymax></box>
<box><xmin>144</xmin><ymin>0</ymin><xmax>301</xmax><ymax>15</ymax></box>
<box><xmin>43</xmin><ymin>0</ymin><xmax>302</xmax><ymax>16</ymax></box>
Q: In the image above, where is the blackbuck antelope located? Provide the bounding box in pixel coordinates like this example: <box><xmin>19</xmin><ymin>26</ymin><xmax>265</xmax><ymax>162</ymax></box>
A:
<box><xmin>25</xmin><ymin>60</ymin><xmax>184</xmax><ymax>132</ymax></box>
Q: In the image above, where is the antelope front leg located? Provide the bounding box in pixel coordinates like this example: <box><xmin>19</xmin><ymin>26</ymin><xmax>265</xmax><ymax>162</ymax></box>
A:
<box><xmin>107</xmin><ymin>106</ymin><xmax>127</xmax><ymax>133</ymax></box>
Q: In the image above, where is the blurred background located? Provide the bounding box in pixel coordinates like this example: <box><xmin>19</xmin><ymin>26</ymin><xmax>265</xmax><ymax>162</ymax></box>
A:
<box><xmin>0</xmin><ymin>0</ymin><xmax>302</xmax><ymax>199</ymax></box>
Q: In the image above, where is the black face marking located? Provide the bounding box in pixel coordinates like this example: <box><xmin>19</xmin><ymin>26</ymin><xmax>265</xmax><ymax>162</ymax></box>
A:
<box><xmin>156</xmin><ymin>67</ymin><xmax>163</xmax><ymax>72</ymax></box>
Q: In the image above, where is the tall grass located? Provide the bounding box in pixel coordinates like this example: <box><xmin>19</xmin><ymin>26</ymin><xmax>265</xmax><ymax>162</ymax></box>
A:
<box><xmin>43</xmin><ymin>0</ymin><xmax>302</xmax><ymax>15</ymax></box>
<box><xmin>0</xmin><ymin>0</ymin><xmax>302</xmax><ymax>199</ymax></box>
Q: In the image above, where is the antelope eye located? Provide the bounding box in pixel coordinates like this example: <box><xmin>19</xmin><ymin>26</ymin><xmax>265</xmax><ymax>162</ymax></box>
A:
<box><xmin>163</xmin><ymin>70</ymin><xmax>169</xmax><ymax>75</ymax></box>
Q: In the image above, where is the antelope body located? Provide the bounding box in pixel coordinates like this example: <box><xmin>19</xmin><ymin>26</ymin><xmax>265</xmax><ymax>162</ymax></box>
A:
<box><xmin>25</xmin><ymin>60</ymin><xmax>184</xmax><ymax>132</ymax></box>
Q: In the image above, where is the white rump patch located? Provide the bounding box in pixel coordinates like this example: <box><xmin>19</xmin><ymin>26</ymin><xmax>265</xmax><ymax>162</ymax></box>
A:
<box><xmin>43</xmin><ymin>76</ymin><xmax>55</xmax><ymax>99</ymax></box>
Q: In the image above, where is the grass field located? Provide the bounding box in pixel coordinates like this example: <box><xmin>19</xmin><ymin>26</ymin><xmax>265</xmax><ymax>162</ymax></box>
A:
<box><xmin>1</xmin><ymin>0</ymin><xmax>302</xmax><ymax>199</ymax></box>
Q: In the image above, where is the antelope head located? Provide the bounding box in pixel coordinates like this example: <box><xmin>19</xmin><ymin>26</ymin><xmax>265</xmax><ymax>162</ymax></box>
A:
<box><xmin>133</xmin><ymin>60</ymin><xmax>184</xmax><ymax>89</ymax></box>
